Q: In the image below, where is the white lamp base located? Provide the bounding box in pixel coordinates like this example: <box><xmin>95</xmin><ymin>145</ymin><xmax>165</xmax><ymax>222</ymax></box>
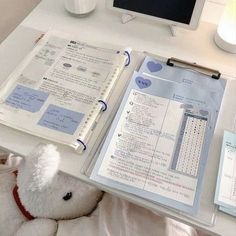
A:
<box><xmin>214</xmin><ymin>31</ymin><xmax>236</xmax><ymax>54</ymax></box>
<box><xmin>64</xmin><ymin>0</ymin><xmax>96</xmax><ymax>15</ymax></box>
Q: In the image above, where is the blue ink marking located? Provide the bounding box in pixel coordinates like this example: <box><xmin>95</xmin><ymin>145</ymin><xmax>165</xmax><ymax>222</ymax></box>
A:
<box><xmin>5</xmin><ymin>85</ymin><xmax>49</xmax><ymax>113</ymax></box>
<box><xmin>38</xmin><ymin>104</ymin><xmax>84</xmax><ymax>135</ymax></box>
<box><xmin>135</xmin><ymin>76</ymin><xmax>152</xmax><ymax>89</ymax></box>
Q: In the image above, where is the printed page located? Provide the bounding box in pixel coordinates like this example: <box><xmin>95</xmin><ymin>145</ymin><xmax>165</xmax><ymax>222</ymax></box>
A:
<box><xmin>91</xmin><ymin>71</ymin><xmax>224</xmax><ymax>215</ymax></box>
<box><xmin>215</xmin><ymin>131</ymin><xmax>236</xmax><ymax>212</ymax></box>
<box><xmin>0</xmin><ymin>31</ymin><xmax>126</xmax><ymax>148</ymax></box>
<box><xmin>139</xmin><ymin>56</ymin><xmax>226</xmax><ymax>132</ymax></box>
<box><xmin>98</xmin><ymin>90</ymin><xmax>198</xmax><ymax>205</ymax></box>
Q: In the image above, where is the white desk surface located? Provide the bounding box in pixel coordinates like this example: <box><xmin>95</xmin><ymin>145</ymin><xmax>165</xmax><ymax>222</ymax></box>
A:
<box><xmin>0</xmin><ymin>0</ymin><xmax>236</xmax><ymax>235</ymax></box>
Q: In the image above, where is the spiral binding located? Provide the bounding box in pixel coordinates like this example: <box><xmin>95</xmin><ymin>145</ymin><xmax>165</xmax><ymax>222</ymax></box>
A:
<box><xmin>98</xmin><ymin>99</ymin><xmax>107</xmax><ymax>112</ymax></box>
<box><xmin>76</xmin><ymin>139</ymin><xmax>87</xmax><ymax>151</ymax></box>
<box><xmin>75</xmin><ymin>49</ymin><xmax>131</xmax><ymax>152</ymax></box>
<box><xmin>124</xmin><ymin>51</ymin><xmax>131</xmax><ymax>67</ymax></box>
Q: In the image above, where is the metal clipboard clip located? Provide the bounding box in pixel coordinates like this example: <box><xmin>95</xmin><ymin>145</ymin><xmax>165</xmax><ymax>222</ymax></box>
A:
<box><xmin>166</xmin><ymin>57</ymin><xmax>221</xmax><ymax>80</ymax></box>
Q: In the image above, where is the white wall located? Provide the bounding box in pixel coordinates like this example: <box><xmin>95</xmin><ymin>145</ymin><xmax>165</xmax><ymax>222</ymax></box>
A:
<box><xmin>0</xmin><ymin>0</ymin><xmax>41</xmax><ymax>43</ymax></box>
<box><xmin>202</xmin><ymin>0</ymin><xmax>226</xmax><ymax>23</ymax></box>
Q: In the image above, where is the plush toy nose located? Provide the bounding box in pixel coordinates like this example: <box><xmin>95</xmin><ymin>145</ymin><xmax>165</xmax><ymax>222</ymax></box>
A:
<box><xmin>63</xmin><ymin>192</ymin><xmax>73</xmax><ymax>201</ymax></box>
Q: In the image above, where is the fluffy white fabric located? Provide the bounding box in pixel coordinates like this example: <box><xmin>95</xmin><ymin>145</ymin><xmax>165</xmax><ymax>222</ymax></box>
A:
<box><xmin>0</xmin><ymin>144</ymin><xmax>205</xmax><ymax>236</ymax></box>
<box><xmin>16</xmin><ymin>219</ymin><xmax>57</xmax><ymax>236</ymax></box>
<box><xmin>0</xmin><ymin>172</ymin><xmax>25</xmax><ymax>236</ymax></box>
<box><xmin>0</xmin><ymin>144</ymin><xmax>102</xmax><ymax>236</ymax></box>
<box><xmin>57</xmin><ymin>193</ymin><xmax>200</xmax><ymax>236</ymax></box>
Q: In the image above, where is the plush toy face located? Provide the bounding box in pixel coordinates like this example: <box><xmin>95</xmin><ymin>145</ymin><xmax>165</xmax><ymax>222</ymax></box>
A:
<box><xmin>16</xmin><ymin>144</ymin><xmax>102</xmax><ymax>220</ymax></box>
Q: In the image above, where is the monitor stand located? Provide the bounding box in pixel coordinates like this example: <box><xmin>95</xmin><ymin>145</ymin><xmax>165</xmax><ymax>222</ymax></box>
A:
<box><xmin>169</xmin><ymin>25</ymin><xmax>178</xmax><ymax>37</ymax></box>
<box><xmin>121</xmin><ymin>13</ymin><xmax>178</xmax><ymax>37</ymax></box>
<box><xmin>121</xmin><ymin>13</ymin><xmax>136</xmax><ymax>24</ymax></box>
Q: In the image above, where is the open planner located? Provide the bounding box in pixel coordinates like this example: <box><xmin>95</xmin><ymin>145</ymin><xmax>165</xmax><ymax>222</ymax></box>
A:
<box><xmin>0</xmin><ymin>30</ymin><xmax>130</xmax><ymax>153</ymax></box>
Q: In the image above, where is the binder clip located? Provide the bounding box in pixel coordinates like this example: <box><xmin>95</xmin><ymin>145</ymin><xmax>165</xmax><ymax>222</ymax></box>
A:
<box><xmin>98</xmin><ymin>99</ymin><xmax>107</xmax><ymax>112</ymax></box>
<box><xmin>166</xmin><ymin>57</ymin><xmax>221</xmax><ymax>80</ymax></box>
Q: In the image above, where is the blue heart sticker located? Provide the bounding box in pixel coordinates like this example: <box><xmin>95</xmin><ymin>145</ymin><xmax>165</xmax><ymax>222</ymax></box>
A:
<box><xmin>135</xmin><ymin>76</ymin><xmax>151</xmax><ymax>89</ymax></box>
<box><xmin>147</xmin><ymin>61</ymin><xmax>162</xmax><ymax>72</ymax></box>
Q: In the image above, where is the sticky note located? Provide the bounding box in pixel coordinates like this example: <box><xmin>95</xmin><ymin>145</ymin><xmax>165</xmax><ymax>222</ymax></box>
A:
<box><xmin>5</xmin><ymin>85</ymin><xmax>49</xmax><ymax>112</ymax></box>
<box><xmin>38</xmin><ymin>104</ymin><xmax>84</xmax><ymax>135</ymax></box>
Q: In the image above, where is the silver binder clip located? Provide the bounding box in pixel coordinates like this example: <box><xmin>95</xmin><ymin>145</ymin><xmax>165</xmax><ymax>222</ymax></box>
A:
<box><xmin>166</xmin><ymin>57</ymin><xmax>221</xmax><ymax>80</ymax></box>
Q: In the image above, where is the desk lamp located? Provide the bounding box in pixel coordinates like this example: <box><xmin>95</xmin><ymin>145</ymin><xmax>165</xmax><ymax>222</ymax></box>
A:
<box><xmin>64</xmin><ymin>0</ymin><xmax>96</xmax><ymax>15</ymax></box>
<box><xmin>214</xmin><ymin>0</ymin><xmax>236</xmax><ymax>53</ymax></box>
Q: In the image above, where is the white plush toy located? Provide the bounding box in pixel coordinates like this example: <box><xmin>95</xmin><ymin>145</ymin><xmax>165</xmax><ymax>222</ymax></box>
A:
<box><xmin>0</xmin><ymin>145</ymin><xmax>202</xmax><ymax>236</ymax></box>
<box><xmin>0</xmin><ymin>144</ymin><xmax>102</xmax><ymax>236</ymax></box>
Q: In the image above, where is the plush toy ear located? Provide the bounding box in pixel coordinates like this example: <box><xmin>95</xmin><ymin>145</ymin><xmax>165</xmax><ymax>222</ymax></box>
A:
<box><xmin>18</xmin><ymin>144</ymin><xmax>60</xmax><ymax>191</ymax></box>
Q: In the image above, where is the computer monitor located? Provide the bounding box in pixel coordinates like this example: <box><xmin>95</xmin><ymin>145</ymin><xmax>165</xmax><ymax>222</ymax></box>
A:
<box><xmin>107</xmin><ymin>0</ymin><xmax>206</xmax><ymax>30</ymax></box>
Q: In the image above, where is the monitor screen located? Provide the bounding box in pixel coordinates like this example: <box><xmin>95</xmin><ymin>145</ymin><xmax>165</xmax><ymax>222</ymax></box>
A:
<box><xmin>113</xmin><ymin>0</ymin><xmax>197</xmax><ymax>24</ymax></box>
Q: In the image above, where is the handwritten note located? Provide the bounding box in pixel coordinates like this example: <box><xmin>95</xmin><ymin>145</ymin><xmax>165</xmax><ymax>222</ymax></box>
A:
<box><xmin>38</xmin><ymin>104</ymin><xmax>84</xmax><ymax>135</ymax></box>
<box><xmin>97</xmin><ymin>89</ymin><xmax>198</xmax><ymax>206</ymax></box>
<box><xmin>5</xmin><ymin>85</ymin><xmax>49</xmax><ymax>112</ymax></box>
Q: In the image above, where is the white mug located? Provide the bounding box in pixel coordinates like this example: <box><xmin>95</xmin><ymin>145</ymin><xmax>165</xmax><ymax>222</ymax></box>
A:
<box><xmin>64</xmin><ymin>0</ymin><xmax>96</xmax><ymax>15</ymax></box>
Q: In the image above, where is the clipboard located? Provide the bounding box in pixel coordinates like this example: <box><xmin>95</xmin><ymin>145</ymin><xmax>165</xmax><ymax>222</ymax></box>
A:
<box><xmin>166</xmin><ymin>57</ymin><xmax>221</xmax><ymax>80</ymax></box>
<box><xmin>80</xmin><ymin>51</ymin><xmax>232</xmax><ymax>227</ymax></box>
